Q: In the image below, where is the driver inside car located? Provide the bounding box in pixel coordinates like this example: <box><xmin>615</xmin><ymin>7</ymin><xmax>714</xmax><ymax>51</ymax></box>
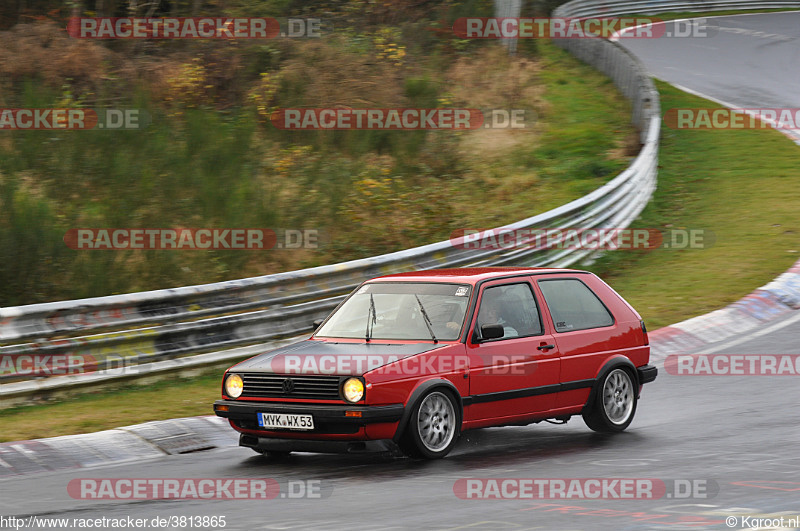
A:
<box><xmin>477</xmin><ymin>297</ymin><xmax>519</xmax><ymax>338</ymax></box>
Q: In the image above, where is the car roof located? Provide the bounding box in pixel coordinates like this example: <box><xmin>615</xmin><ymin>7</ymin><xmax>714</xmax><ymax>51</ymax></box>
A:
<box><xmin>367</xmin><ymin>267</ymin><xmax>587</xmax><ymax>285</ymax></box>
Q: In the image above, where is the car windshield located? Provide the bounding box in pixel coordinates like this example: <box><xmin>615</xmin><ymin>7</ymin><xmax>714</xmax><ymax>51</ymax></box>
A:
<box><xmin>316</xmin><ymin>282</ymin><xmax>472</xmax><ymax>341</ymax></box>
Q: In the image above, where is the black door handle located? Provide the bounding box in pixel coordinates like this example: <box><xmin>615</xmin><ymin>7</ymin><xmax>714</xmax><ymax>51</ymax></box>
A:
<box><xmin>537</xmin><ymin>344</ymin><xmax>555</xmax><ymax>351</ymax></box>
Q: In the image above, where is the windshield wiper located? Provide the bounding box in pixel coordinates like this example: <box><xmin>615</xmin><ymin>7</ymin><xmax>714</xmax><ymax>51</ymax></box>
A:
<box><xmin>365</xmin><ymin>293</ymin><xmax>377</xmax><ymax>342</ymax></box>
<box><xmin>414</xmin><ymin>295</ymin><xmax>438</xmax><ymax>343</ymax></box>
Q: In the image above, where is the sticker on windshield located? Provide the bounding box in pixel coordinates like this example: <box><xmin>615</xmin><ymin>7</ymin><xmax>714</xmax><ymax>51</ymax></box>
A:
<box><xmin>357</xmin><ymin>285</ymin><xmax>369</xmax><ymax>294</ymax></box>
<box><xmin>455</xmin><ymin>287</ymin><xmax>469</xmax><ymax>297</ymax></box>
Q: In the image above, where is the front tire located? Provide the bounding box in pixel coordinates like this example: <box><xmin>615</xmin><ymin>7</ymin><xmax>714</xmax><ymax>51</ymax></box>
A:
<box><xmin>401</xmin><ymin>390</ymin><xmax>461</xmax><ymax>459</ymax></box>
<box><xmin>583</xmin><ymin>368</ymin><xmax>637</xmax><ymax>432</ymax></box>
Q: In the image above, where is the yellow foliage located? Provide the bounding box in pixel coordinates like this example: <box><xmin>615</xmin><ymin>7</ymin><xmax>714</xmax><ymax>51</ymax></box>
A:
<box><xmin>373</xmin><ymin>27</ymin><xmax>406</xmax><ymax>66</ymax></box>
<box><xmin>164</xmin><ymin>58</ymin><xmax>207</xmax><ymax>115</ymax></box>
<box><xmin>248</xmin><ymin>71</ymin><xmax>281</xmax><ymax>122</ymax></box>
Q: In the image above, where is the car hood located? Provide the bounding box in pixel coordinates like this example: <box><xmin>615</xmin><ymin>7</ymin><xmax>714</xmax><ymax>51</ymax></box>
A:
<box><xmin>229</xmin><ymin>340</ymin><xmax>448</xmax><ymax>375</ymax></box>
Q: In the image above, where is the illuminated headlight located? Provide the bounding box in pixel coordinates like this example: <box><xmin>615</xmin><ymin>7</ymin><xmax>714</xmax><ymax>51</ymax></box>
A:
<box><xmin>342</xmin><ymin>378</ymin><xmax>364</xmax><ymax>403</ymax></box>
<box><xmin>225</xmin><ymin>374</ymin><xmax>243</xmax><ymax>398</ymax></box>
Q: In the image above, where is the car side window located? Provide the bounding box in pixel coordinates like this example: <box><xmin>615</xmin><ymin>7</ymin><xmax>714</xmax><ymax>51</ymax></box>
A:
<box><xmin>538</xmin><ymin>278</ymin><xmax>614</xmax><ymax>333</ymax></box>
<box><xmin>475</xmin><ymin>283</ymin><xmax>543</xmax><ymax>340</ymax></box>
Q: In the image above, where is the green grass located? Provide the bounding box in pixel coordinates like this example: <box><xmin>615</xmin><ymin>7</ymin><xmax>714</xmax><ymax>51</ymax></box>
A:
<box><xmin>0</xmin><ymin>371</ymin><xmax>223</xmax><ymax>443</ymax></box>
<box><xmin>0</xmin><ymin>39</ymin><xmax>633</xmax><ymax>306</ymax></box>
<box><xmin>4</xmin><ymin>60</ymin><xmax>800</xmax><ymax>443</ymax></box>
<box><xmin>406</xmin><ymin>40</ymin><xmax>636</xmax><ymax>231</ymax></box>
<box><xmin>591</xmin><ymin>80</ymin><xmax>800</xmax><ymax>329</ymax></box>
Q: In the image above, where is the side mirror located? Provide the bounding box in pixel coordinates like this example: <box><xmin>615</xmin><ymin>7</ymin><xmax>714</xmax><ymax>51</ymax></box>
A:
<box><xmin>312</xmin><ymin>319</ymin><xmax>324</xmax><ymax>329</ymax></box>
<box><xmin>479</xmin><ymin>323</ymin><xmax>504</xmax><ymax>341</ymax></box>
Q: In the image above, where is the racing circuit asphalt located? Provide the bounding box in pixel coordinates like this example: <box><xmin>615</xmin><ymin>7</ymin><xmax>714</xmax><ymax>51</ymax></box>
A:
<box><xmin>2</xmin><ymin>341</ymin><xmax>800</xmax><ymax>531</ymax></box>
<box><xmin>620</xmin><ymin>12</ymin><xmax>800</xmax><ymax>110</ymax></box>
<box><xmin>2</xmin><ymin>13</ymin><xmax>800</xmax><ymax>531</ymax></box>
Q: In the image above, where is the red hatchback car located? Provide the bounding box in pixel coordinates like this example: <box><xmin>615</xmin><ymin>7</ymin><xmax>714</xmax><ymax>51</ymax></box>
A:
<box><xmin>214</xmin><ymin>267</ymin><xmax>657</xmax><ymax>459</ymax></box>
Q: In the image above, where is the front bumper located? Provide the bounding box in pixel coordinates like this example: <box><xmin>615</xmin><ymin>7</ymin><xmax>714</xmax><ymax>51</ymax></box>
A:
<box><xmin>239</xmin><ymin>433</ymin><xmax>402</xmax><ymax>455</ymax></box>
<box><xmin>213</xmin><ymin>399</ymin><xmax>405</xmax><ymax>435</ymax></box>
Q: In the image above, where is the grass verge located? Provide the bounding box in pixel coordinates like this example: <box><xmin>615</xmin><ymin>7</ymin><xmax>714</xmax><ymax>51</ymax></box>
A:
<box><xmin>0</xmin><ymin>371</ymin><xmax>223</xmax><ymax>443</ymax></box>
<box><xmin>0</xmin><ymin>40</ymin><xmax>633</xmax><ymax>306</ymax></box>
<box><xmin>592</xmin><ymin>80</ymin><xmax>800</xmax><ymax>329</ymax></box>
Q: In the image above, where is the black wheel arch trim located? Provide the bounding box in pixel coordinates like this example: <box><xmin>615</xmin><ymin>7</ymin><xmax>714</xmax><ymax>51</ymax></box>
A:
<box><xmin>582</xmin><ymin>358</ymin><xmax>639</xmax><ymax>412</ymax></box>
<box><xmin>392</xmin><ymin>379</ymin><xmax>463</xmax><ymax>443</ymax></box>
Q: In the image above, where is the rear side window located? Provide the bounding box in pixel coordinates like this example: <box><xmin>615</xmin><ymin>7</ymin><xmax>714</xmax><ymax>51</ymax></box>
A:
<box><xmin>538</xmin><ymin>279</ymin><xmax>614</xmax><ymax>333</ymax></box>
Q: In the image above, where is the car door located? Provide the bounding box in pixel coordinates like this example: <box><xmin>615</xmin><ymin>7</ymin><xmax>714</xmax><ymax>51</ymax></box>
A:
<box><xmin>535</xmin><ymin>276</ymin><xmax>618</xmax><ymax>410</ymax></box>
<box><xmin>464</xmin><ymin>279</ymin><xmax>561</xmax><ymax>423</ymax></box>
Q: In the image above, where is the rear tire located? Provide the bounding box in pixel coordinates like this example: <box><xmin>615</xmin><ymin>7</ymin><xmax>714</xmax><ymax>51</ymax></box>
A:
<box><xmin>583</xmin><ymin>368</ymin><xmax>637</xmax><ymax>433</ymax></box>
<box><xmin>400</xmin><ymin>390</ymin><xmax>461</xmax><ymax>459</ymax></box>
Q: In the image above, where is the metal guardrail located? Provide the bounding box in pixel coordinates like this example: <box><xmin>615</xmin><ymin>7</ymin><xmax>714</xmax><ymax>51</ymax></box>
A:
<box><xmin>555</xmin><ymin>0</ymin><xmax>800</xmax><ymax>17</ymax></box>
<box><xmin>0</xmin><ymin>5</ymin><xmax>663</xmax><ymax>389</ymax></box>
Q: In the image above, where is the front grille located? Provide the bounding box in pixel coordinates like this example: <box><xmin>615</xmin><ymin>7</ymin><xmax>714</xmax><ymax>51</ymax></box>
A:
<box><xmin>241</xmin><ymin>373</ymin><xmax>342</xmax><ymax>401</ymax></box>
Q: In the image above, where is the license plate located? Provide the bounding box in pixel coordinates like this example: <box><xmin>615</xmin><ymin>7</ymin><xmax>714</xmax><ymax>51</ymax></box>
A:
<box><xmin>258</xmin><ymin>413</ymin><xmax>314</xmax><ymax>430</ymax></box>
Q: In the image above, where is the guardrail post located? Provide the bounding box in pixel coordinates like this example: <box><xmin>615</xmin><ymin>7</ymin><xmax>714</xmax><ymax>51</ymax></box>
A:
<box><xmin>494</xmin><ymin>0</ymin><xmax>522</xmax><ymax>54</ymax></box>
